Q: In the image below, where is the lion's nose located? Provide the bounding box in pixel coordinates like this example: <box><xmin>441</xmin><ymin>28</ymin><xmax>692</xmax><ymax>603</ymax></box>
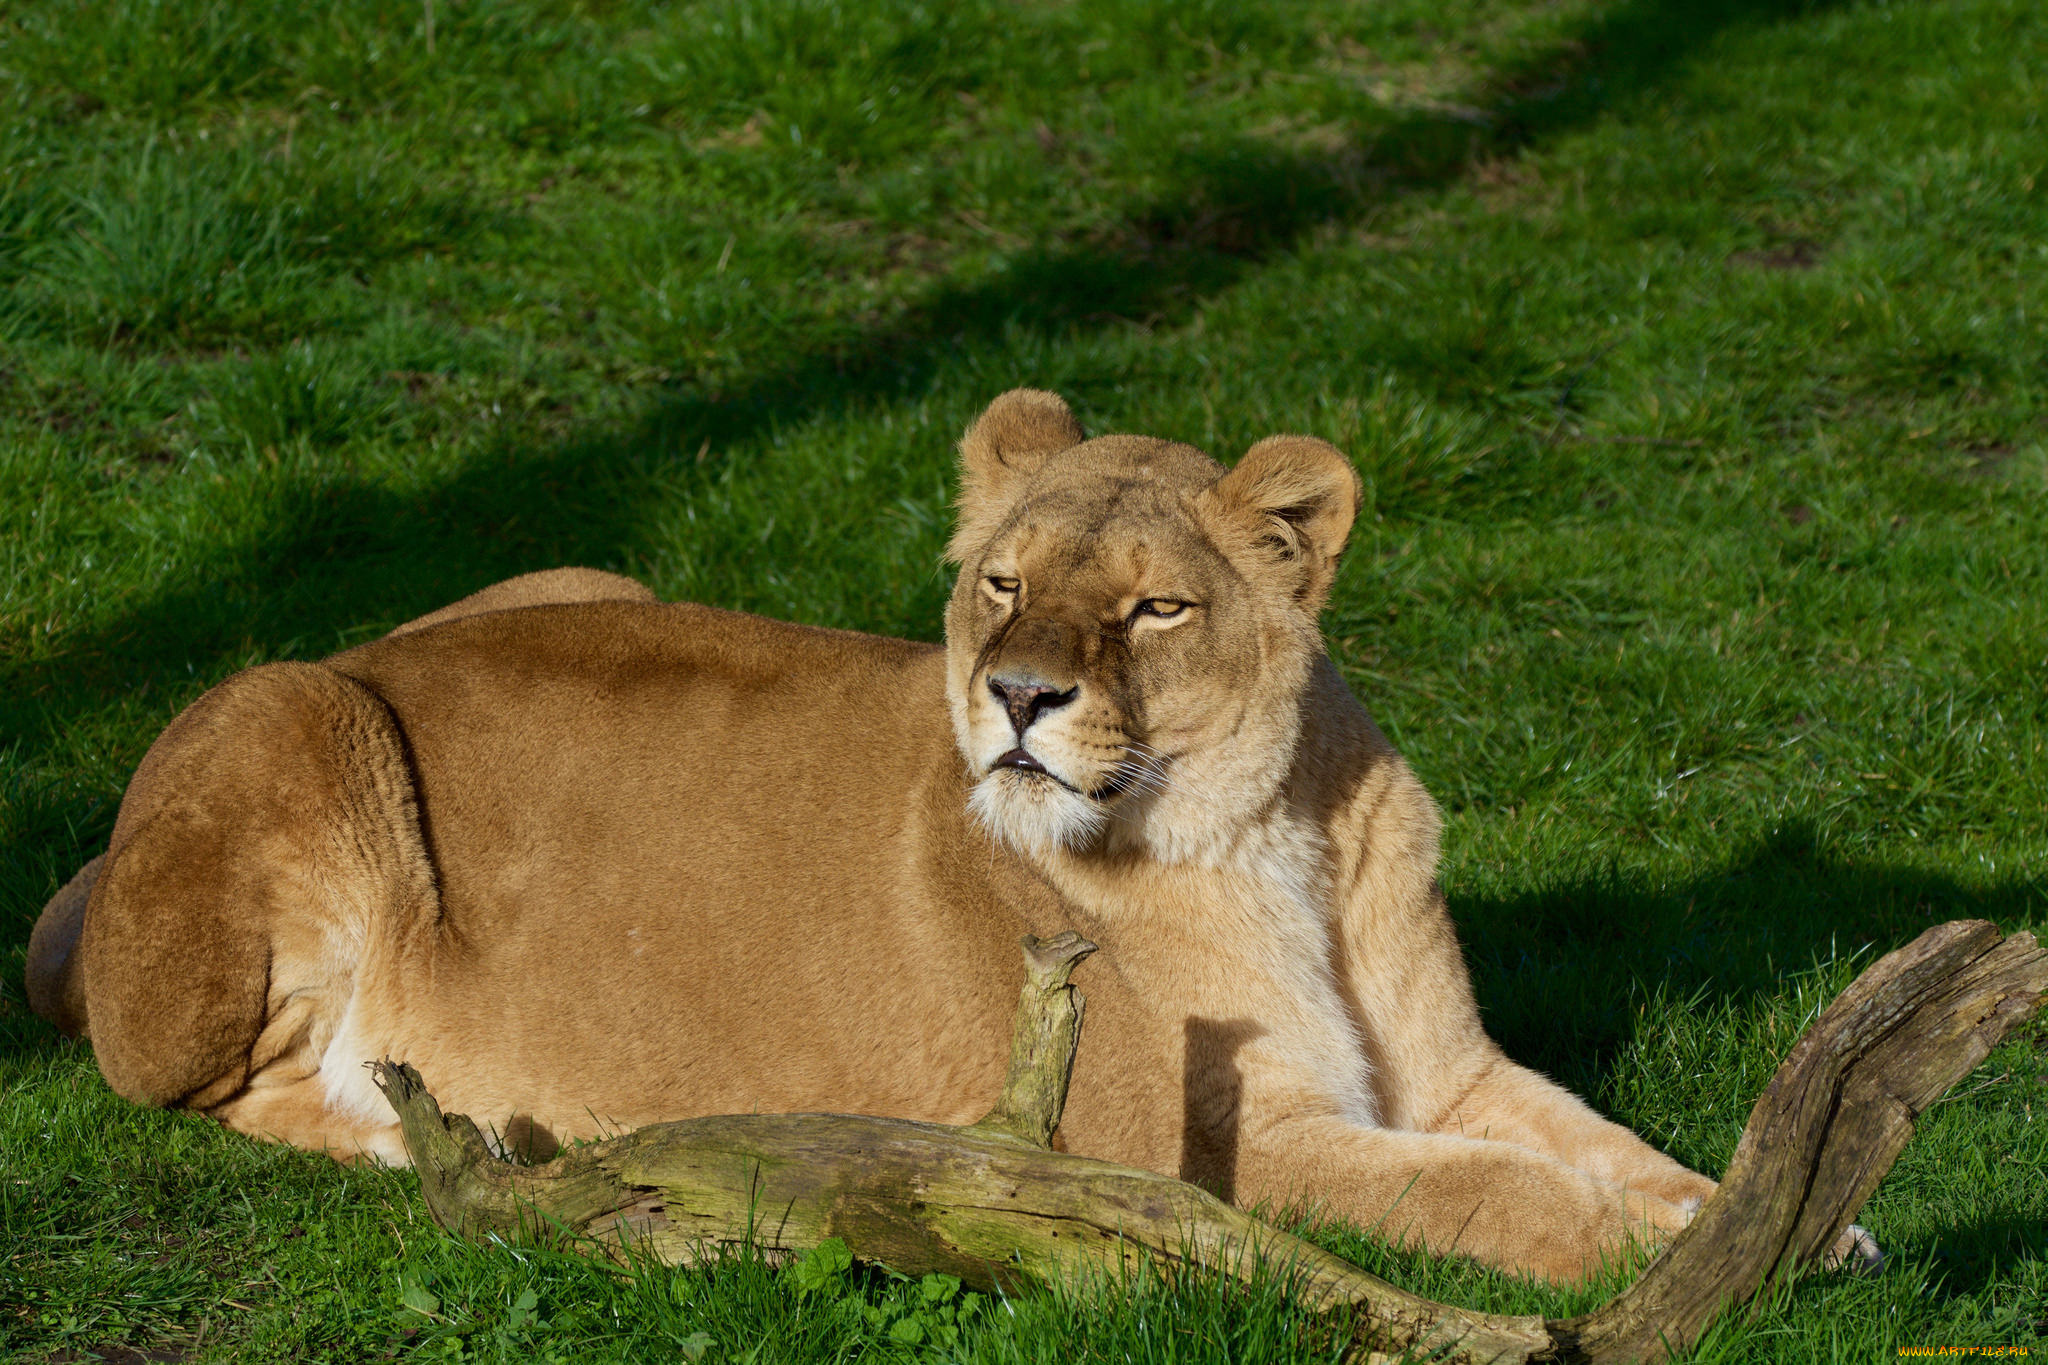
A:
<box><xmin>988</xmin><ymin>675</ymin><xmax>1077</xmax><ymax>740</ymax></box>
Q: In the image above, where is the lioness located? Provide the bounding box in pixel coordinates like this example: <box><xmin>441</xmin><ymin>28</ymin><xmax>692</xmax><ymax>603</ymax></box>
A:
<box><xmin>29</xmin><ymin>390</ymin><xmax>1722</xmax><ymax>1281</ymax></box>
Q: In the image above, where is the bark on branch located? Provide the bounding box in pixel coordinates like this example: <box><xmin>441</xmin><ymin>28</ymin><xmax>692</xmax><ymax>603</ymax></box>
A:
<box><xmin>374</xmin><ymin>920</ymin><xmax>2045</xmax><ymax>1364</ymax></box>
<box><xmin>967</xmin><ymin>930</ymin><xmax>1095</xmax><ymax>1147</ymax></box>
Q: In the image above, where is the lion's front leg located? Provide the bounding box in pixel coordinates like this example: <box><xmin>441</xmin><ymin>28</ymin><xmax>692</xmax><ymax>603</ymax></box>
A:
<box><xmin>1434</xmin><ymin>1052</ymin><xmax>1886</xmax><ymax>1274</ymax></box>
<box><xmin>1234</xmin><ymin>1114</ymin><xmax>1696</xmax><ymax>1282</ymax></box>
<box><xmin>1430</xmin><ymin>1052</ymin><xmax>1718</xmax><ymax>1213</ymax></box>
<box><xmin>1328</xmin><ymin>868</ymin><xmax>1715</xmax><ymax>1220</ymax></box>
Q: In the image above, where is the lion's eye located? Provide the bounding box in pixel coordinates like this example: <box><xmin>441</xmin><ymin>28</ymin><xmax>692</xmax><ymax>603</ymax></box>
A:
<box><xmin>1133</xmin><ymin>599</ymin><xmax>1188</xmax><ymax>621</ymax></box>
<box><xmin>985</xmin><ymin>576</ymin><xmax>1020</xmax><ymax>597</ymax></box>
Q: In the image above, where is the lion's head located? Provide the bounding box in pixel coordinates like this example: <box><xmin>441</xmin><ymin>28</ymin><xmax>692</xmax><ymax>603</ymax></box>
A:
<box><xmin>943</xmin><ymin>389</ymin><xmax>1361</xmax><ymax>863</ymax></box>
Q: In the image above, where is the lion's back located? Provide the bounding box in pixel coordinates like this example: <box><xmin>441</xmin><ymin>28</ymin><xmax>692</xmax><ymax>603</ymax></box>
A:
<box><xmin>327</xmin><ymin>600</ymin><xmax>951</xmax><ymax>934</ymax></box>
<box><xmin>321</xmin><ymin>601</ymin><xmax>1032</xmax><ymax>1127</ymax></box>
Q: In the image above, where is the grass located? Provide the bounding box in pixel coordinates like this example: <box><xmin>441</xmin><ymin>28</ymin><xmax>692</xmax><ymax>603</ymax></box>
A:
<box><xmin>1</xmin><ymin>0</ymin><xmax>2044</xmax><ymax>1358</ymax></box>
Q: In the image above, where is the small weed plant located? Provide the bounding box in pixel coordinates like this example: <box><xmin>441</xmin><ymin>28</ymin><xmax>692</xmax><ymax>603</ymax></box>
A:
<box><xmin>790</xmin><ymin>1238</ymin><xmax>988</xmax><ymax>1350</ymax></box>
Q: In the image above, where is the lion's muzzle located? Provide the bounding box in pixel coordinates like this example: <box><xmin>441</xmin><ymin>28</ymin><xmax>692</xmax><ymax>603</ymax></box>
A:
<box><xmin>987</xmin><ymin>675</ymin><xmax>1077</xmax><ymax>743</ymax></box>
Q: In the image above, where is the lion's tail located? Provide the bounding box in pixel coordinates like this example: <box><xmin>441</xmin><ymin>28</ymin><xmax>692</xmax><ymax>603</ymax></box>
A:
<box><xmin>25</xmin><ymin>853</ymin><xmax>100</xmax><ymax>1037</ymax></box>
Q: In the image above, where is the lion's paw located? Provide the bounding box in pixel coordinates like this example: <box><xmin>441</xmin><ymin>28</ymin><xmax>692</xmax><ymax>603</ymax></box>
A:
<box><xmin>1823</xmin><ymin>1223</ymin><xmax>1885</xmax><ymax>1275</ymax></box>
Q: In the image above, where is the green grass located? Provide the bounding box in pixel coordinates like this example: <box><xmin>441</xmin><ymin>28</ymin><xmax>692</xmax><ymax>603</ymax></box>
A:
<box><xmin>2</xmin><ymin>0</ymin><xmax>2044</xmax><ymax>1358</ymax></box>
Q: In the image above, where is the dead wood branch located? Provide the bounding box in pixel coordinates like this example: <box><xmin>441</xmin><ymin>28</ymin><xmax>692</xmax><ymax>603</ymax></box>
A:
<box><xmin>374</xmin><ymin>920</ymin><xmax>2044</xmax><ymax>1364</ymax></box>
<box><xmin>1556</xmin><ymin>918</ymin><xmax>2046</xmax><ymax>1361</ymax></box>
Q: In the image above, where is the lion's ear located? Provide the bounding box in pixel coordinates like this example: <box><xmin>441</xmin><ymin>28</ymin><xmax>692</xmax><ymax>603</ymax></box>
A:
<box><xmin>949</xmin><ymin>389</ymin><xmax>1085</xmax><ymax>561</ymax></box>
<box><xmin>1202</xmin><ymin>435</ymin><xmax>1361</xmax><ymax>609</ymax></box>
<box><xmin>959</xmin><ymin>389</ymin><xmax>1084</xmax><ymax>486</ymax></box>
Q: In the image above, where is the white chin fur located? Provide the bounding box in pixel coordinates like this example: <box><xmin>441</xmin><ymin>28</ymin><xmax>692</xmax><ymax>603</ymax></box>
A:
<box><xmin>968</xmin><ymin>770</ymin><xmax>1107</xmax><ymax>855</ymax></box>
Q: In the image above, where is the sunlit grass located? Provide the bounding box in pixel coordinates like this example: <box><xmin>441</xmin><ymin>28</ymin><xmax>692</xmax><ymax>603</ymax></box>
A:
<box><xmin>2</xmin><ymin>0</ymin><xmax>2043</xmax><ymax>1359</ymax></box>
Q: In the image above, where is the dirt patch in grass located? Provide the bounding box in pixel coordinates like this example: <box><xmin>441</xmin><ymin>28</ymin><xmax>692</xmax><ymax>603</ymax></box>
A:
<box><xmin>1957</xmin><ymin>443</ymin><xmax>2020</xmax><ymax>480</ymax></box>
<box><xmin>1731</xmin><ymin>241</ymin><xmax>1824</xmax><ymax>271</ymax></box>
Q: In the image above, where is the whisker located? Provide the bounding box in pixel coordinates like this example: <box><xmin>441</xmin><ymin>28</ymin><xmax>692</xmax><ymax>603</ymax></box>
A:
<box><xmin>1112</xmin><ymin>765</ymin><xmax>1170</xmax><ymax>797</ymax></box>
<box><xmin>1089</xmin><ymin>739</ymin><xmax>1176</xmax><ymax>808</ymax></box>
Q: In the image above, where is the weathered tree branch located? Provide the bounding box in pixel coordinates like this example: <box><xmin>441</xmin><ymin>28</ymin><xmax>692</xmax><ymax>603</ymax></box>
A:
<box><xmin>966</xmin><ymin>931</ymin><xmax>1095</xmax><ymax>1148</ymax></box>
<box><xmin>374</xmin><ymin>920</ymin><xmax>2045</xmax><ymax>1364</ymax></box>
<box><xmin>1555</xmin><ymin>918</ymin><xmax>2047</xmax><ymax>1361</ymax></box>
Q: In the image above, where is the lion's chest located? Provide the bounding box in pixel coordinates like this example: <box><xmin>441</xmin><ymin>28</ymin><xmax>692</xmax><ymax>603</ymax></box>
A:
<box><xmin>1050</xmin><ymin>839</ymin><xmax>1379</xmax><ymax>1131</ymax></box>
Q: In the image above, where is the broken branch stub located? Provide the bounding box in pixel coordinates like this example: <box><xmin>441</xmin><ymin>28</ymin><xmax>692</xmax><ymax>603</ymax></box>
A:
<box><xmin>968</xmin><ymin>931</ymin><xmax>1095</xmax><ymax>1148</ymax></box>
<box><xmin>374</xmin><ymin>920</ymin><xmax>2046</xmax><ymax>1365</ymax></box>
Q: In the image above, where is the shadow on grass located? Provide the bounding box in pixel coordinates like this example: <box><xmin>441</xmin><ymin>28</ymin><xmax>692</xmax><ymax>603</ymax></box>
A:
<box><xmin>1457</xmin><ymin>821</ymin><xmax>2046</xmax><ymax>1090</ymax></box>
<box><xmin>1915</xmin><ymin>1213</ymin><xmax>2048</xmax><ymax>1307</ymax></box>
<box><xmin>3</xmin><ymin>0</ymin><xmax>1849</xmax><ymax>901</ymax></box>
<box><xmin>1451</xmin><ymin>823</ymin><xmax>2045</xmax><ymax>1297</ymax></box>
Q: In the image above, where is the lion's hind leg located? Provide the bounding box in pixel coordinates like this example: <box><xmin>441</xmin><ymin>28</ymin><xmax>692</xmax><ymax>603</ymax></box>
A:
<box><xmin>25</xmin><ymin>852</ymin><xmax>103</xmax><ymax>1037</ymax></box>
<box><xmin>209</xmin><ymin>1072</ymin><xmax>411</xmax><ymax>1165</ymax></box>
<box><xmin>77</xmin><ymin>661</ymin><xmax>434</xmax><ymax>1161</ymax></box>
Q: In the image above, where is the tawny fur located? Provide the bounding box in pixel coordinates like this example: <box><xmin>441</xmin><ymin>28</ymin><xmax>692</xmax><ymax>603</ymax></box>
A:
<box><xmin>27</xmin><ymin>394</ymin><xmax>1720</xmax><ymax>1281</ymax></box>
